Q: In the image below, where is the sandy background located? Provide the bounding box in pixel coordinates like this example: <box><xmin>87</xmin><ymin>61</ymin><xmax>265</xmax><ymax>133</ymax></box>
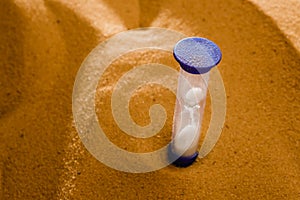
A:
<box><xmin>0</xmin><ymin>0</ymin><xmax>299</xmax><ymax>199</ymax></box>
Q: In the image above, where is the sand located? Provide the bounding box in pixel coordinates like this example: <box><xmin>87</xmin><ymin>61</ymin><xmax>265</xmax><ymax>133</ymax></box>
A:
<box><xmin>0</xmin><ymin>0</ymin><xmax>299</xmax><ymax>199</ymax></box>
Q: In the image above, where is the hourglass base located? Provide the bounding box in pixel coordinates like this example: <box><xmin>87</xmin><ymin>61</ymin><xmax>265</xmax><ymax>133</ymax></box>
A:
<box><xmin>168</xmin><ymin>145</ymin><xmax>198</xmax><ymax>168</ymax></box>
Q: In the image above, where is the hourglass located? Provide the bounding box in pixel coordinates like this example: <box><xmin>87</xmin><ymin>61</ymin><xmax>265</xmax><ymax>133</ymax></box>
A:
<box><xmin>169</xmin><ymin>37</ymin><xmax>222</xmax><ymax>167</ymax></box>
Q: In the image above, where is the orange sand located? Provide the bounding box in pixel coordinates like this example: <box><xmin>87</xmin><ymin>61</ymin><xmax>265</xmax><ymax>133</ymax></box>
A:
<box><xmin>0</xmin><ymin>0</ymin><xmax>299</xmax><ymax>199</ymax></box>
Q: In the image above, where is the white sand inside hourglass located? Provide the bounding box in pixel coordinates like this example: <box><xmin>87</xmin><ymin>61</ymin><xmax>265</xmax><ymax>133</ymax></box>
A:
<box><xmin>174</xmin><ymin>125</ymin><xmax>197</xmax><ymax>154</ymax></box>
<box><xmin>173</xmin><ymin>86</ymin><xmax>206</xmax><ymax>156</ymax></box>
<box><xmin>184</xmin><ymin>87</ymin><xmax>205</xmax><ymax>107</ymax></box>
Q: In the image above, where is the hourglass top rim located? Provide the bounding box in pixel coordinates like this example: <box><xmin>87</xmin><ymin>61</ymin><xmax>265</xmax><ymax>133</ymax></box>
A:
<box><xmin>173</xmin><ymin>37</ymin><xmax>222</xmax><ymax>74</ymax></box>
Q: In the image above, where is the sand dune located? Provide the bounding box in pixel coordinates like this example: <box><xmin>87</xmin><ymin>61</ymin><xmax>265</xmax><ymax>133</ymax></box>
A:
<box><xmin>0</xmin><ymin>0</ymin><xmax>299</xmax><ymax>199</ymax></box>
